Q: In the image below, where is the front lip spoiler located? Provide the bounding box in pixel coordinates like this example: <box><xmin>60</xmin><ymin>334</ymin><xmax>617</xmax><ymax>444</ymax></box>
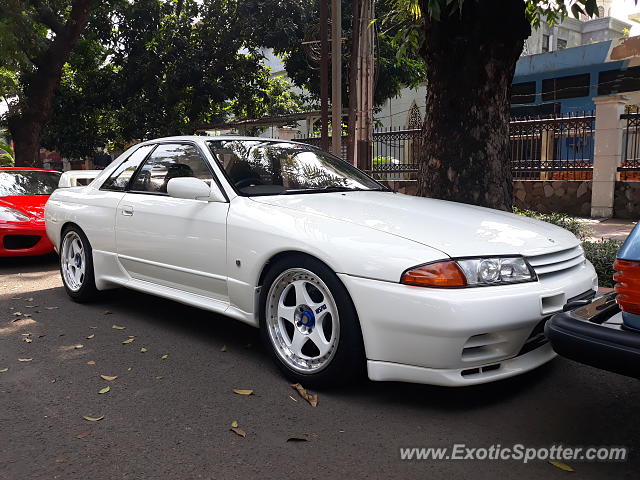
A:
<box><xmin>545</xmin><ymin>311</ymin><xmax>640</xmax><ymax>379</ymax></box>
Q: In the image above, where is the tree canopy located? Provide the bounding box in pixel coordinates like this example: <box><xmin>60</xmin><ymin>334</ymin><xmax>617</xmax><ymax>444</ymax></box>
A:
<box><xmin>1</xmin><ymin>0</ymin><xmax>309</xmax><ymax>161</ymax></box>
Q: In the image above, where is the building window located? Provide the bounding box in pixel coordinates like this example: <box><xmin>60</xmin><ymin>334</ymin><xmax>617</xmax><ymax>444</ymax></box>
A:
<box><xmin>557</xmin><ymin>38</ymin><xmax>567</xmax><ymax>50</ymax></box>
<box><xmin>542</xmin><ymin>73</ymin><xmax>591</xmax><ymax>101</ymax></box>
<box><xmin>542</xmin><ymin>34</ymin><xmax>550</xmax><ymax>53</ymax></box>
<box><xmin>598</xmin><ymin>67</ymin><xmax>640</xmax><ymax>95</ymax></box>
<box><xmin>511</xmin><ymin>82</ymin><xmax>537</xmax><ymax>104</ymax></box>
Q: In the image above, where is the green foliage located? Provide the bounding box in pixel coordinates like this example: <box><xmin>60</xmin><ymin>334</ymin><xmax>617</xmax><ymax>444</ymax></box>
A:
<box><xmin>582</xmin><ymin>239</ymin><xmax>622</xmax><ymax>288</ymax></box>
<box><xmin>246</xmin><ymin>0</ymin><xmax>426</xmax><ymax>107</ymax></box>
<box><xmin>0</xmin><ymin>140</ymin><xmax>15</xmax><ymax>167</ymax></box>
<box><xmin>35</xmin><ymin>0</ymin><xmax>307</xmax><ymax>157</ymax></box>
<box><xmin>513</xmin><ymin>208</ymin><xmax>592</xmax><ymax>241</ymax></box>
<box><xmin>383</xmin><ymin>0</ymin><xmax>603</xmax><ymax>55</ymax></box>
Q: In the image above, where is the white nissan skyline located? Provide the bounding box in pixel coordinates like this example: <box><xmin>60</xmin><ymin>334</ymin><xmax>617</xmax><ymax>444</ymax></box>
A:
<box><xmin>45</xmin><ymin>136</ymin><xmax>598</xmax><ymax>387</ymax></box>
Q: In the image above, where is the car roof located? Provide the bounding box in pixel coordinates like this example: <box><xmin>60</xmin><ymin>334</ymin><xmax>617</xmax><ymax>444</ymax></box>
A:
<box><xmin>139</xmin><ymin>135</ymin><xmax>315</xmax><ymax>148</ymax></box>
<box><xmin>0</xmin><ymin>167</ymin><xmax>60</xmax><ymax>172</ymax></box>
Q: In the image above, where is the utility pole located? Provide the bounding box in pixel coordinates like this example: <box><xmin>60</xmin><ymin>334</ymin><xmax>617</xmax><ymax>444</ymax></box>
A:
<box><xmin>331</xmin><ymin>0</ymin><xmax>342</xmax><ymax>157</ymax></box>
<box><xmin>355</xmin><ymin>0</ymin><xmax>374</xmax><ymax>171</ymax></box>
<box><xmin>319</xmin><ymin>0</ymin><xmax>329</xmax><ymax>152</ymax></box>
<box><xmin>346</xmin><ymin>0</ymin><xmax>360</xmax><ymax>166</ymax></box>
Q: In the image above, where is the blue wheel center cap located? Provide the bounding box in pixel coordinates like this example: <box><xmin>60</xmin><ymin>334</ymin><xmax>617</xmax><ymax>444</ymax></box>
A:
<box><xmin>297</xmin><ymin>308</ymin><xmax>315</xmax><ymax>327</ymax></box>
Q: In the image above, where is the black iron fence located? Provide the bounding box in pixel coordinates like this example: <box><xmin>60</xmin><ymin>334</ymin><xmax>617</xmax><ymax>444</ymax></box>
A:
<box><xmin>510</xmin><ymin>112</ymin><xmax>595</xmax><ymax>180</ymax></box>
<box><xmin>295</xmin><ymin>112</ymin><xmax>602</xmax><ymax>181</ymax></box>
<box><xmin>621</xmin><ymin>112</ymin><xmax>640</xmax><ymax>180</ymax></box>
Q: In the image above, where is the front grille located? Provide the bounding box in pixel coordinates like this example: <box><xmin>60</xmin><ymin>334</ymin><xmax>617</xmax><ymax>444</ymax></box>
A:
<box><xmin>3</xmin><ymin>235</ymin><xmax>41</xmax><ymax>250</ymax></box>
<box><xmin>526</xmin><ymin>245</ymin><xmax>586</xmax><ymax>277</ymax></box>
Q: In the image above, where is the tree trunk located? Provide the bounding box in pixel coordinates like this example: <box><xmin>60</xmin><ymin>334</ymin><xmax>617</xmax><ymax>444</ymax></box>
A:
<box><xmin>417</xmin><ymin>0</ymin><xmax>530</xmax><ymax>211</ymax></box>
<box><xmin>8</xmin><ymin>0</ymin><xmax>91</xmax><ymax>167</ymax></box>
<box><xmin>346</xmin><ymin>0</ymin><xmax>360</xmax><ymax>165</ymax></box>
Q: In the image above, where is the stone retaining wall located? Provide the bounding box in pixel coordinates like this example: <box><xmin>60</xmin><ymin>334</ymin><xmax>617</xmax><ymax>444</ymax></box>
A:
<box><xmin>614</xmin><ymin>182</ymin><xmax>640</xmax><ymax>219</ymax></box>
<box><xmin>513</xmin><ymin>180</ymin><xmax>592</xmax><ymax>217</ymax></box>
<box><xmin>380</xmin><ymin>179</ymin><xmax>639</xmax><ymax>219</ymax></box>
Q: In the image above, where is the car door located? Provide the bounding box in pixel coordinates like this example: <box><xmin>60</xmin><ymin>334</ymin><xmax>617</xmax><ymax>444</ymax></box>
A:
<box><xmin>115</xmin><ymin>142</ymin><xmax>229</xmax><ymax>303</ymax></box>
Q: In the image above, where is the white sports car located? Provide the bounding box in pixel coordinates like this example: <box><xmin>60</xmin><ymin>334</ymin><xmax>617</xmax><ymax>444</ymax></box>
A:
<box><xmin>45</xmin><ymin>137</ymin><xmax>598</xmax><ymax>387</ymax></box>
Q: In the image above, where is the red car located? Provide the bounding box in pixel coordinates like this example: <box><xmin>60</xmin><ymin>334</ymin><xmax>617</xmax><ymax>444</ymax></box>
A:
<box><xmin>0</xmin><ymin>167</ymin><xmax>61</xmax><ymax>257</ymax></box>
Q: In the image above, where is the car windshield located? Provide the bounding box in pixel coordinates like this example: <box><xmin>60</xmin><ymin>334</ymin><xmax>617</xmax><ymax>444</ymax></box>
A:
<box><xmin>0</xmin><ymin>170</ymin><xmax>61</xmax><ymax>197</ymax></box>
<box><xmin>208</xmin><ymin>140</ymin><xmax>383</xmax><ymax>196</ymax></box>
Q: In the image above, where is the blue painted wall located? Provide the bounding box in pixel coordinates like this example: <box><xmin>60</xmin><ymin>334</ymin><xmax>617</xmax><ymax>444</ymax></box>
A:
<box><xmin>513</xmin><ymin>40</ymin><xmax>630</xmax><ymax>113</ymax></box>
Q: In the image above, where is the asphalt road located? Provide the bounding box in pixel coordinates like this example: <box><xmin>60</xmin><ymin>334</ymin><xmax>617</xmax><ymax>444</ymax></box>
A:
<box><xmin>1</xmin><ymin>255</ymin><xmax>638</xmax><ymax>480</ymax></box>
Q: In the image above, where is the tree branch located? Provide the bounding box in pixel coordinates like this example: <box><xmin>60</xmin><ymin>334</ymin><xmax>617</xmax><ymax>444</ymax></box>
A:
<box><xmin>29</xmin><ymin>0</ymin><xmax>65</xmax><ymax>35</ymax></box>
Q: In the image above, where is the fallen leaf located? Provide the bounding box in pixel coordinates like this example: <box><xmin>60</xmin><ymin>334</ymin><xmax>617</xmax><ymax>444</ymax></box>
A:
<box><xmin>286</xmin><ymin>436</ymin><xmax>309</xmax><ymax>442</ymax></box>
<box><xmin>21</xmin><ymin>333</ymin><xmax>31</xmax><ymax>336</ymax></box>
<box><xmin>18</xmin><ymin>358</ymin><xmax>32</xmax><ymax>362</ymax></box>
<box><xmin>155</xmin><ymin>376</ymin><xmax>164</xmax><ymax>380</ymax></box>
<box><xmin>86</xmin><ymin>334</ymin><xmax>95</xmax><ymax>339</ymax></box>
<box><xmin>98</xmin><ymin>386</ymin><xmax>110</xmax><ymax>394</ymax></box>
<box><xmin>26</xmin><ymin>297</ymin><xmax>33</xmax><ymax>302</ymax></box>
<box><xmin>291</xmin><ymin>383</ymin><xmax>318</xmax><ymax>407</ymax></box>
<box><xmin>161</xmin><ymin>354</ymin><xmax>168</xmax><ymax>359</ymax></box>
<box><xmin>74</xmin><ymin>344</ymin><xmax>84</xmax><ymax>349</ymax></box>
<box><xmin>231</xmin><ymin>420</ymin><xmax>238</xmax><ymax>428</ymax></box>
<box><xmin>45</xmin><ymin>306</ymin><xmax>58</xmax><ymax>310</ymax></box>
<box><xmin>230</xmin><ymin>427</ymin><xmax>246</xmax><ymax>437</ymax></box>
<box><xmin>75</xmin><ymin>430</ymin><xmax>92</xmax><ymax>439</ymax></box>
<box><xmin>140</xmin><ymin>347</ymin><xmax>147</xmax><ymax>353</ymax></box>
<box><xmin>82</xmin><ymin>415</ymin><xmax>104</xmax><ymax>422</ymax></box>
<box><xmin>13</xmin><ymin>312</ymin><xmax>23</xmax><ymax>316</ymax></box>
<box><xmin>23</xmin><ymin>338</ymin><xmax>32</xmax><ymax>343</ymax></box>
<box><xmin>549</xmin><ymin>461</ymin><xmax>575</xmax><ymax>472</ymax></box>
<box><xmin>127</xmin><ymin>367</ymin><xmax>132</xmax><ymax>371</ymax></box>
<box><xmin>122</xmin><ymin>338</ymin><xmax>135</xmax><ymax>344</ymax></box>
<box><xmin>111</xmin><ymin>324</ymin><xmax>125</xmax><ymax>330</ymax></box>
<box><xmin>104</xmin><ymin>311</ymin><xmax>113</xmax><ymax>315</ymax></box>
<box><xmin>100</xmin><ymin>375</ymin><xmax>117</xmax><ymax>381</ymax></box>
<box><xmin>288</xmin><ymin>395</ymin><xmax>298</xmax><ymax>403</ymax></box>
<box><xmin>86</xmin><ymin>361</ymin><xmax>96</xmax><ymax>365</ymax></box>
<box><xmin>24</xmin><ymin>305</ymin><xmax>37</xmax><ymax>308</ymax></box>
<box><xmin>220</xmin><ymin>345</ymin><xmax>227</xmax><ymax>352</ymax></box>
<box><xmin>233</xmin><ymin>389</ymin><xmax>254</xmax><ymax>395</ymax></box>
<box><xmin>0</xmin><ymin>368</ymin><xmax>8</xmax><ymax>373</ymax></box>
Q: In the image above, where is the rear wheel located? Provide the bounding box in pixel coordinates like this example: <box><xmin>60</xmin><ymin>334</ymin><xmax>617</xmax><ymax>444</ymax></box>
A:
<box><xmin>259</xmin><ymin>255</ymin><xmax>365</xmax><ymax>388</ymax></box>
<box><xmin>60</xmin><ymin>226</ymin><xmax>98</xmax><ymax>302</ymax></box>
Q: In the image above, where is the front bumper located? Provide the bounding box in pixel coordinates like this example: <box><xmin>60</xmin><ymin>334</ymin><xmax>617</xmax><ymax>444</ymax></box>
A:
<box><xmin>0</xmin><ymin>222</ymin><xmax>54</xmax><ymax>257</ymax></box>
<box><xmin>545</xmin><ymin>304</ymin><xmax>640</xmax><ymax>379</ymax></box>
<box><xmin>338</xmin><ymin>260</ymin><xmax>597</xmax><ymax>386</ymax></box>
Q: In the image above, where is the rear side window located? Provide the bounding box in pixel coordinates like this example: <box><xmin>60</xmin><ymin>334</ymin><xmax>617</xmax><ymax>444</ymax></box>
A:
<box><xmin>100</xmin><ymin>145</ymin><xmax>155</xmax><ymax>192</ymax></box>
<box><xmin>129</xmin><ymin>144</ymin><xmax>214</xmax><ymax>194</ymax></box>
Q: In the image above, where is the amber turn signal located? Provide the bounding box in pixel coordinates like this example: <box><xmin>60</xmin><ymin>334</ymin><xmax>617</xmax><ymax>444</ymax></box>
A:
<box><xmin>614</xmin><ymin>259</ymin><xmax>640</xmax><ymax>315</ymax></box>
<box><xmin>401</xmin><ymin>261</ymin><xmax>468</xmax><ymax>288</ymax></box>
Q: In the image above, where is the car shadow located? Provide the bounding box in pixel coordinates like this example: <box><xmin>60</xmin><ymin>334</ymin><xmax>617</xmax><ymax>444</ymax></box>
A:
<box><xmin>90</xmin><ymin>287</ymin><xmax>556</xmax><ymax>410</ymax></box>
<box><xmin>0</xmin><ymin>253</ymin><xmax>58</xmax><ymax>272</ymax></box>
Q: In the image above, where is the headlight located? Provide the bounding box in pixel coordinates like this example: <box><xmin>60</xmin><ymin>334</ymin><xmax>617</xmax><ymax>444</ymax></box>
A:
<box><xmin>0</xmin><ymin>206</ymin><xmax>30</xmax><ymax>222</ymax></box>
<box><xmin>401</xmin><ymin>257</ymin><xmax>536</xmax><ymax>288</ymax></box>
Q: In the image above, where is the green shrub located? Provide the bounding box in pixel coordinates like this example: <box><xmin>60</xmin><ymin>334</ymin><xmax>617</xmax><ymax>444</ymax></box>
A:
<box><xmin>513</xmin><ymin>207</ymin><xmax>591</xmax><ymax>241</ymax></box>
<box><xmin>582</xmin><ymin>239</ymin><xmax>622</xmax><ymax>288</ymax></box>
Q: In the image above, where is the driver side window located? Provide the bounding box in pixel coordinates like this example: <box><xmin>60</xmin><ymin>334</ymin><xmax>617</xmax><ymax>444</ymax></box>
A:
<box><xmin>129</xmin><ymin>144</ymin><xmax>214</xmax><ymax>194</ymax></box>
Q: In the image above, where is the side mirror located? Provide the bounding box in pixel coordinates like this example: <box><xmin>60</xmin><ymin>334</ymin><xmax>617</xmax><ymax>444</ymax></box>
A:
<box><xmin>167</xmin><ymin>177</ymin><xmax>226</xmax><ymax>202</ymax></box>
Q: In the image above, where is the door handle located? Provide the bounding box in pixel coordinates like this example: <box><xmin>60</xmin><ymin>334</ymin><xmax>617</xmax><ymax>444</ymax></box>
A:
<box><xmin>122</xmin><ymin>205</ymin><xmax>134</xmax><ymax>216</ymax></box>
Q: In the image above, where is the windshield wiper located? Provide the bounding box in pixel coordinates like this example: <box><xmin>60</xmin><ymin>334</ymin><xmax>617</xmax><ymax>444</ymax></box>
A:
<box><xmin>280</xmin><ymin>186</ymin><xmax>369</xmax><ymax>195</ymax></box>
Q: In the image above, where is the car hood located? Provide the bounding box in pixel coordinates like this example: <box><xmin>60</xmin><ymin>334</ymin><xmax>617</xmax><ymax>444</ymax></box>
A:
<box><xmin>250</xmin><ymin>191</ymin><xmax>580</xmax><ymax>257</ymax></box>
<box><xmin>0</xmin><ymin>195</ymin><xmax>49</xmax><ymax>222</ymax></box>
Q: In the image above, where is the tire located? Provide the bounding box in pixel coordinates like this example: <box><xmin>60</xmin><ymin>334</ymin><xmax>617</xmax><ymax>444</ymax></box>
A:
<box><xmin>59</xmin><ymin>225</ymin><xmax>99</xmax><ymax>302</ymax></box>
<box><xmin>259</xmin><ymin>254</ymin><xmax>365</xmax><ymax>388</ymax></box>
